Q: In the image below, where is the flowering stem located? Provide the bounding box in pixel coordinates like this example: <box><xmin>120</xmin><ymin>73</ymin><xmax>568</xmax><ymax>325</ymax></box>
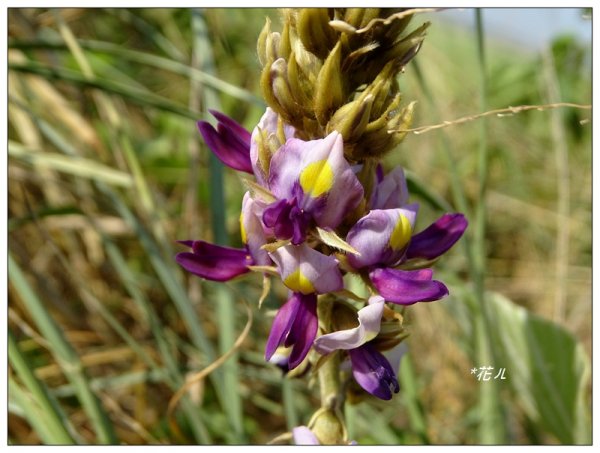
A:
<box><xmin>317</xmin><ymin>296</ymin><xmax>342</xmax><ymax>408</ymax></box>
<box><xmin>319</xmin><ymin>349</ymin><xmax>342</xmax><ymax>409</ymax></box>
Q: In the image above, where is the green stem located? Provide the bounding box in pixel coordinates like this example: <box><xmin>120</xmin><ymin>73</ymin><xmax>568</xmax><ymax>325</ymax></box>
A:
<box><xmin>473</xmin><ymin>9</ymin><xmax>504</xmax><ymax>444</ymax></box>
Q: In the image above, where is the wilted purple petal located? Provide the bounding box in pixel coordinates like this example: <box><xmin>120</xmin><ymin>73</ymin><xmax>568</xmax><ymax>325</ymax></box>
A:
<box><xmin>346</xmin><ymin>206</ymin><xmax>418</xmax><ymax>269</ymax></box>
<box><xmin>268</xmin><ymin>131</ymin><xmax>363</xmax><ymax>228</ymax></box>
<box><xmin>370</xmin><ymin>166</ymin><xmax>409</xmax><ymax>210</ymax></box>
<box><xmin>265</xmin><ymin>292</ymin><xmax>317</xmax><ymax>370</ymax></box>
<box><xmin>269</xmin><ymin>244</ymin><xmax>343</xmax><ymax>294</ymax></box>
<box><xmin>175</xmin><ymin>241</ymin><xmax>251</xmax><ymax>281</ymax></box>
<box><xmin>406</xmin><ymin>213</ymin><xmax>468</xmax><ymax>260</ymax></box>
<box><xmin>349</xmin><ymin>343</ymin><xmax>399</xmax><ymax>400</ymax></box>
<box><xmin>197</xmin><ymin>111</ymin><xmax>252</xmax><ymax>173</ymax></box>
<box><xmin>369</xmin><ymin>268</ymin><xmax>448</xmax><ymax>305</ymax></box>
<box><xmin>240</xmin><ymin>192</ymin><xmax>271</xmax><ymax>265</ymax></box>
<box><xmin>314</xmin><ymin>296</ymin><xmax>384</xmax><ymax>355</ymax></box>
<box><xmin>250</xmin><ymin>107</ymin><xmax>295</xmax><ymax>185</ymax></box>
<box><xmin>292</xmin><ymin>426</ymin><xmax>320</xmax><ymax>445</ymax></box>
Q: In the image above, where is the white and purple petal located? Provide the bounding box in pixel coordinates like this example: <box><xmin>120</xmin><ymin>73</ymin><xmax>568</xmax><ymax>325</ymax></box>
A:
<box><xmin>313</xmin><ymin>296</ymin><xmax>384</xmax><ymax>355</ymax></box>
<box><xmin>349</xmin><ymin>343</ymin><xmax>399</xmax><ymax>400</ymax></box>
<box><xmin>406</xmin><ymin>213</ymin><xmax>468</xmax><ymax>260</ymax></box>
<box><xmin>197</xmin><ymin>111</ymin><xmax>252</xmax><ymax>173</ymax></box>
<box><xmin>250</xmin><ymin>107</ymin><xmax>295</xmax><ymax>186</ymax></box>
<box><xmin>269</xmin><ymin>244</ymin><xmax>343</xmax><ymax>295</ymax></box>
<box><xmin>369</xmin><ymin>268</ymin><xmax>448</xmax><ymax>305</ymax></box>
<box><xmin>175</xmin><ymin>240</ymin><xmax>251</xmax><ymax>282</ymax></box>
<box><xmin>369</xmin><ymin>166</ymin><xmax>409</xmax><ymax>210</ymax></box>
<box><xmin>240</xmin><ymin>192</ymin><xmax>271</xmax><ymax>265</ymax></box>
<box><xmin>346</xmin><ymin>205</ymin><xmax>419</xmax><ymax>269</ymax></box>
<box><xmin>265</xmin><ymin>292</ymin><xmax>318</xmax><ymax>370</ymax></box>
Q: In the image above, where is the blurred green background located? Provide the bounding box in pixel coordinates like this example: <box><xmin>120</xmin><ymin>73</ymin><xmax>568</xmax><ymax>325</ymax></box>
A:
<box><xmin>7</xmin><ymin>8</ymin><xmax>591</xmax><ymax>445</ymax></box>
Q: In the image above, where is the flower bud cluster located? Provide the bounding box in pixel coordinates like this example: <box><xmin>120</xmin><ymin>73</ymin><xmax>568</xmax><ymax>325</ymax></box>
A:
<box><xmin>257</xmin><ymin>8</ymin><xmax>428</xmax><ymax>161</ymax></box>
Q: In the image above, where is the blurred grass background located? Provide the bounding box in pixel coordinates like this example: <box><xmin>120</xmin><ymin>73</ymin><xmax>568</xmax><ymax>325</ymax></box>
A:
<box><xmin>7</xmin><ymin>8</ymin><xmax>591</xmax><ymax>445</ymax></box>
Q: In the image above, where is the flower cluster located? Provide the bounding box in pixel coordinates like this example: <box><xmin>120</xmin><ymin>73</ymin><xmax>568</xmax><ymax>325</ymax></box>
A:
<box><xmin>176</xmin><ymin>107</ymin><xmax>467</xmax><ymax>400</ymax></box>
<box><xmin>176</xmin><ymin>8</ymin><xmax>468</xmax><ymax>445</ymax></box>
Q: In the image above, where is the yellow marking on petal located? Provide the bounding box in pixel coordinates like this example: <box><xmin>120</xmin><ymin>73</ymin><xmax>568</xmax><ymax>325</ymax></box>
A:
<box><xmin>389</xmin><ymin>213</ymin><xmax>412</xmax><ymax>251</ymax></box>
<box><xmin>299</xmin><ymin>159</ymin><xmax>334</xmax><ymax>197</ymax></box>
<box><xmin>239</xmin><ymin>212</ymin><xmax>247</xmax><ymax>244</ymax></box>
<box><xmin>284</xmin><ymin>269</ymin><xmax>315</xmax><ymax>294</ymax></box>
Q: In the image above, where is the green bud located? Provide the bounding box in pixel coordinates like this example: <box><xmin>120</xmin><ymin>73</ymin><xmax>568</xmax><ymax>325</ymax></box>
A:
<box><xmin>314</xmin><ymin>41</ymin><xmax>346</xmax><ymax>126</ymax></box>
<box><xmin>279</xmin><ymin>19</ymin><xmax>292</xmax><ymax>60</ymax></box>
<box><xmin>256</xmin><ymin>18</ymin><xmax>269</xmax><ymax>66</ymax></box>
<box><xmin>271</xmin><ymin>59</ymin><xmax>297</xmax><ymax>119</ymax></box>
<box><xmin>297</xmin><ymin>8</ymin><xmax>337</xmax><ymax>60</ymax></box>
<box><xmin>287</xmin><ymin>50</ymin><xmax>314</xmax><ymax>118</ymax></box>
<box><xmin>342</xmin><ymin>8</ymin><xmax>366</xmax><ymax>29</ymax></box>
<box><xmin>380</xmin><ymin>22</ymin><xmax>429</xmax><ymax>66</ymax></box>
<box><xmin>386</xmin><ymin>100</ymin><xmax>416</xmax><ymax>148</ymax></box>
<box><xmin>310</xmin><ymin>409</ymin><xmax>346</xmax><ymax>445</ymax></box>
<box><xmin>326</xmin><ymin>93</ymin><xmax>373</xmax><ymax>142</ymax></box>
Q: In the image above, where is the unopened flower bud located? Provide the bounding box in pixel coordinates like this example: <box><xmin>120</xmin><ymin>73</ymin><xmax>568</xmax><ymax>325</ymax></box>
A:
<box><xmin>310</xmin><ymin>409</ymin><xmax>346</xmax><ymax>445</ymax></box>
<box><xmin>314</xmin><ymin>42</ymin><xmax>346</xmax><ymax>126</ymax></box>
<box><xmin>297</xmin><ymin>8</ymin><xmax>337</xmax><ymax>60</ymax></box>
<box><xmin>326</xmin><ymin>93</ymin><xmax>374</xmax><ymax>143</ymax></box>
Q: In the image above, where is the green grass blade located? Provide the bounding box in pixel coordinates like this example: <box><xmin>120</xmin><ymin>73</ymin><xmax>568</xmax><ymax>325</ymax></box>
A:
<box><xmin>8</xmin><ymin>329</ymin><xmax>75</xmax><ymax>444</ymax></box>
<box><xmin>8</xmin><ymin>254</ymin><xmax>117</xmax><ymax>444</ymax></box>
<box><xmin>8</xmin><ymin>38</ymin><xmax>264</xmax><ymax>106</ymax></box>
<box><xmin>398</xmin><ymin>354</ymin><xmax>430</xmax><ymax>444</ymax></box>
<box><xmin>9</xmin><ymin>380</ymin><xmax>58</xmax><ymax>444</ymax></box>
<box><xmin>282</xmin><ymin>378</ymin><xmax>298</xmax><ymax>431</ymax></box>
<box><xmin>8</xmin><ymin>141</ymin><xmax>133</xmax><ymax>188</ymax></box>
<box><xmin>473</xmin><ymin>10</ymin><xmax>504</xmax><ymax>444</ymax></box>
<box><xmin>191</xmin><ymin>8</ymin><xmax>245</xmax><ymax>442</ymax></box>
<box><xmin>8</xmin><ymin>60</ymin><xmax>200</xmax><ymax>120</ymax></box>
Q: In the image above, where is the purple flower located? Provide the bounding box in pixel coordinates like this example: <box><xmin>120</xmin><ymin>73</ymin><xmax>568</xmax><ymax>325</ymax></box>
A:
<box><xmin>263</xmin><ymin>131</ymin><xmax>364</xmax><ymax>245</ymax></box>
<box><xmin>176</xmin><ymin>192</ymin><xmax>271</xmax><ymax>281</ymax></box>
<box><xmin>346</xmin><ymin>206</ymin><xmax>419</xmax><ymax>269</ymax></box>
<box><xmin>175</xmin><ymin>240</ymin><xmax>253</xmax><ymax>282</ymax></box>
<box><xmin>265</xmin><ymin>244</ymin><xmax>344</xmax><ymax>369</ymax></box>
<box><xmin>346</xmin><ymin>166</ymin><xmax>467</xmax><ymax>305</ymax></box>
<box><xmin>349</xmin><ymin>343</ymin><xmax>399</xmax><ymax>401</ymax></box>
<box><xmin>265</xmin><ymin>292</ymin><xmax>318</xmax><ymax>369</ymax></box>
<box><xmin>197</xmin><ymin>110</ymin><xmax>252</xmax><ymax>173</ymax></box>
